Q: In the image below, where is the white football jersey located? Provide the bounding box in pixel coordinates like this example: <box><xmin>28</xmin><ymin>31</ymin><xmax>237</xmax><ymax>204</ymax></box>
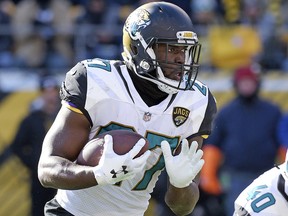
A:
<box><xmin>234</xmin><ymin>164</ymin><xmax>288</xmax><ymax>216</ymax></box>
<box><xmin>55</xmin><ymin>59</ymin><xmax>216</xmax><ymax>216</ymax></box>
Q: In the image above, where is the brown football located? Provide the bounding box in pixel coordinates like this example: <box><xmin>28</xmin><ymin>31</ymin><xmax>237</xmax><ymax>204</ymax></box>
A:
<box><xmin>76</xmin><ymin>130</ymin><xmax>149</xmax><ymax>166</ymax></box>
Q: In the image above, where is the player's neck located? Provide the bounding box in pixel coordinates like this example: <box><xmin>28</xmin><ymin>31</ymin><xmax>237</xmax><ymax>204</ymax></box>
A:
<box><xmin>128</xmin><ymin>69</ymin><xmax>168</xmax><ymax>107</ymax></box>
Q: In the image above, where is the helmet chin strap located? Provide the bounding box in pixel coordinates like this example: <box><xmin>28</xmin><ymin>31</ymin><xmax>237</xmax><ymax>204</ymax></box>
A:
<box><xmin>123</xmin><ymin>43</ymin><xmax>181</xmax><ymax>94</ymax></box>
<box><xmin>138</xmin><ymin>33</ymin><xmax>184</xmax><ymax>94</ymax></box>
<box><xmin>156</xmin><ymin>66</ymin><xmax>181</xmax><ymax>94</ymax></box>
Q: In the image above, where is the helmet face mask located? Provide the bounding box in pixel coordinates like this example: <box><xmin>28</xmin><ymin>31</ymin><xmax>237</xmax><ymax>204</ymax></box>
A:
<box><xmin>122</xmin><ymin>2</ymin><xmax>201</xmax><ymax>94</ymax></box>
<box><xmin>153</xmin><ymin>41</ymin><xmax>201</xmax><ymax>90</ymax></box>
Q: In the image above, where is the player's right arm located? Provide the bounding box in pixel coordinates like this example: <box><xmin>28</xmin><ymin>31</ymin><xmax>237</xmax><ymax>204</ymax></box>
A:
<box><xmin>38</xmin><ymin>105</ymin><xmax>98</xmax><ymax>190</ymax></box>
<box><xmin>38</xmin><ymin>62</ymin><xmax>98</xmax><ymax>189</ymax></box>
<box><xmin>38</xmin><ymin>106</ymin><xmax>149</xmax><ymax>189</ymax></box>
<box><xmin>38</xmin><ymin>61</ymin><xmax>149</xmax><ymax>189</ymax></box>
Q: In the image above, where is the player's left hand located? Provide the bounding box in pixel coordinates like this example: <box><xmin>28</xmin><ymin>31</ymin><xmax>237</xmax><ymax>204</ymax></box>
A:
<box><xmin>161</xmin><ymin>139</ymin><xmax>204</xmax><ymax>188</ymax></box>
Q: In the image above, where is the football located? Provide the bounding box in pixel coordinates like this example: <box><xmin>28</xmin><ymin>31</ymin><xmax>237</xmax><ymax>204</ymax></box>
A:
<box><xmin>76</xmin><ymin>130</ymin><xmax>149</xmax><ymax>166</ymax></box>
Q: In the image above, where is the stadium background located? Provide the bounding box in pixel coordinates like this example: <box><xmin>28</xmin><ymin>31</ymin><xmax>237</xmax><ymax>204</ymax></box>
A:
<box><xmin>0</xmin><ymin>72</ymin><xmax>287</xmax><ymax>216</ymax></box>
<box><xmin>0</xmin><ymin>0</ymin><xmax>288</xmax><ymax>215</ymax></box>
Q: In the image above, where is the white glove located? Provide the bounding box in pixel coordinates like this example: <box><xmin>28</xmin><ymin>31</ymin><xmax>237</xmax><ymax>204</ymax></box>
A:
<box><xmin>93</xmin><ymin>134</ymin><xmax>151</xmax><ymax>185</ymax></box>
<box><xmin>161</xmin><ymin>139</ymin><xmax>204</xmax><ymax>188</ymax></box>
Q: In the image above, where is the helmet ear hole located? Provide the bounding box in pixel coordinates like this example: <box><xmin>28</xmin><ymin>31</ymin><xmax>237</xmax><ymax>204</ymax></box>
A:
<box><xmin>130</xmin><ymin>45</ymin><xmax>138</xmax><ymax>55</ymax></box>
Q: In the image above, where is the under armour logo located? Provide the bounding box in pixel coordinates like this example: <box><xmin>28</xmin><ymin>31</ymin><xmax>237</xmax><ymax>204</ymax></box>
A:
<box><xmin>110</xmin><ymin>166</ymin><xmax>128</xmax><ymax>178</ymax></box>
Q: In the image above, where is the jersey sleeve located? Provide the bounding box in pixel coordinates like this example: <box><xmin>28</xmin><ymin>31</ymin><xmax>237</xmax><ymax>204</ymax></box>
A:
<box><xmin>198</xmin><ymin>89</ymin><xmax>217</xmax><ymax>138</ymax></box>
<box><xmin>60</xmin><ymin>62</ymin><xmax>91</xmax><ymax>122</ymax></box>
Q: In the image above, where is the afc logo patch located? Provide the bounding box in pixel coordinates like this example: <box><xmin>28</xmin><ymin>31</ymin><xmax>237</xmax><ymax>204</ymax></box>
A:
<box><xmin>172</xmin><ymin>107</ymin><xmax>190</xmax><ymax>127</ymax></box>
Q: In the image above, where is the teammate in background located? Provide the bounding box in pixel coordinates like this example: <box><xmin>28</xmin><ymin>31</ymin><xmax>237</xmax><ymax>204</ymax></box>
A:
<box><xmin>11</xmin><ymin>76</ymin><xmax>60</xmax><ymax>216</ymax></box>
<box><xmin>200</xmin><ymin>64</ymin><xmax>285</xmax><ymax>216</ymax></box>
<box><xmin>37</xmin><ymin>2</ymin><xmax>217</xmax><ymax>216</ymax></box>
<box><xmin>233</xmin><ymin>150</ymin><xmax>288</xmax><ymax>216</ymax></box>
<box><xmin>233</xmin><ymin>106</ymin><xmax>288</xmax><ymax>215</ymax></box>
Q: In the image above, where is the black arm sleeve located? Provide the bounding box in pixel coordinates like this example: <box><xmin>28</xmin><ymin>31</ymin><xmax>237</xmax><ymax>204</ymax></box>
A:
<box><xmin>188</xmin><ymin>89</ymin><xmax>217</xmax><ymax>139</ymax></box>
<box><xmin>199</xmin><ymin>89</ymin><xmax>217</xmax><ymax>136</ymax></box>
<box><xmin>60</xmin><ymin>62</ymin><xmax>92</xmax><ymax>125</ymax></box>
<box><xmin>60</xmin><ymin>62</ymin><xmax>87</xmax><ymax>109</ymax></box>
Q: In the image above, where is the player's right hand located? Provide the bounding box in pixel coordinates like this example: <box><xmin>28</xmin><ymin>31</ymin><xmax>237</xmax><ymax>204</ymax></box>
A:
<box><xmin>93</xmin><ymin>134</ymin><xmax>151</xmax><ymax>185</ymax></box>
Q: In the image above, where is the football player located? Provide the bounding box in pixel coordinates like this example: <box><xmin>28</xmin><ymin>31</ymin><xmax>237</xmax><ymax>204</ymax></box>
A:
<box><xmin>38</xmin><ymin>2</ymin><xmax>217</xmax><ymax>216</ymax></box>
<box><xmin>233</xmin><ymin>150</ymin><xmax>288</xmax><ymax>216</ymax></box>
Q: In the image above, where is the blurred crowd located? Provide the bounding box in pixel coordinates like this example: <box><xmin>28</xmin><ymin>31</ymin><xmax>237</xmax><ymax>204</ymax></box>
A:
<box><xmin>1</xmin><ymin>1</ymin><xmax>288</xmax><ymax>216</ymax></box>
<box><xmin>0</xmin><ymin>0</ymin><xmax>288</xmax><ymax>73</ymax></box>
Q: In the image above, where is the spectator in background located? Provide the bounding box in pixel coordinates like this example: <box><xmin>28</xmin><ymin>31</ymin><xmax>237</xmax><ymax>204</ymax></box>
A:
<box><xmin>240</xmin><ymin>0</ymin><xmax>275</xmax><ymax>42</ymax></box>
<box><xmin>0</xmin><ymin>0</ymin><xmax>14</xmax><ymax>67</ymax></box>
<box><xmin>11</xmin><ymin>76</ymin><xmax>60</xmax><ymax>216</ymax></box>
<box><xmin>190</xmin><ymin>0</ymin><xmax>219</xmax><ymax>26</ymax></box>
<box><xmin>200</xmin><ymin>64</ymin><xmax>285</xmax><ymax>216</ymax></box>
<box><xmin>278</xmin><ymin>113</ymin><xmax>288</xmax><ymax>149</ymax></box>
<box><xmin>234</xmin><ymin>111</ymin><xmax>288</xmax><ymax>215</ymax></box>
<box><xmin>240</xmin><ymin>0</ymin><xmax>286</xmax><ymax>71</ymax></box>
<box><xmin>11</xmin><ymin>0</ymin><xmax>74</xmax><ymax>69</ymax></box>
<box><xmin>279</xmin><ymin>1</ymin><xmax>288</xmax><ymax>73</ymax></box>
<box><xmin>75</xmin><ymin>0</ymin><xmax>123</xmax><ymax>61</ymax></box>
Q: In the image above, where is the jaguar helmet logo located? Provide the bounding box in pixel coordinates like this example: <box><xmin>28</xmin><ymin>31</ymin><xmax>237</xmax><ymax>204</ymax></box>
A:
<box><xmin>125</xmin><ymin>9</ymin><xmax>151</xmax><ymax>40</ymax></box>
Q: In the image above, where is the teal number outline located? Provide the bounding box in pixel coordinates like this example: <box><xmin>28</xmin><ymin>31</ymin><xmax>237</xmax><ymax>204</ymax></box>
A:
<box><xmin>193</xmin><ymin>82</ymin><xmax>207</xmax><ymax>96</ymax></box>
<box><xmin>251</xmin><ymin>193</ymin><xmax>275</xmax><ymax>213</ymax></box>
<box><xmin>133</xmin><ymin>132</ymin><xmax>179</xmax><ymax>190</ymax></box>
<box><xmin>87</xmin><ymin>58</ymin><xmax>111</xmax><ymax>72</ymax></box>
<box><xmin>245</xmin><ymin>185</ymin><xmax>276</xmax><ymax>213</ymax></box>
<box><xmin>97</xmin><ymin>123</ymin><xmax>180</xmax><ymax>190</ymax></box>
